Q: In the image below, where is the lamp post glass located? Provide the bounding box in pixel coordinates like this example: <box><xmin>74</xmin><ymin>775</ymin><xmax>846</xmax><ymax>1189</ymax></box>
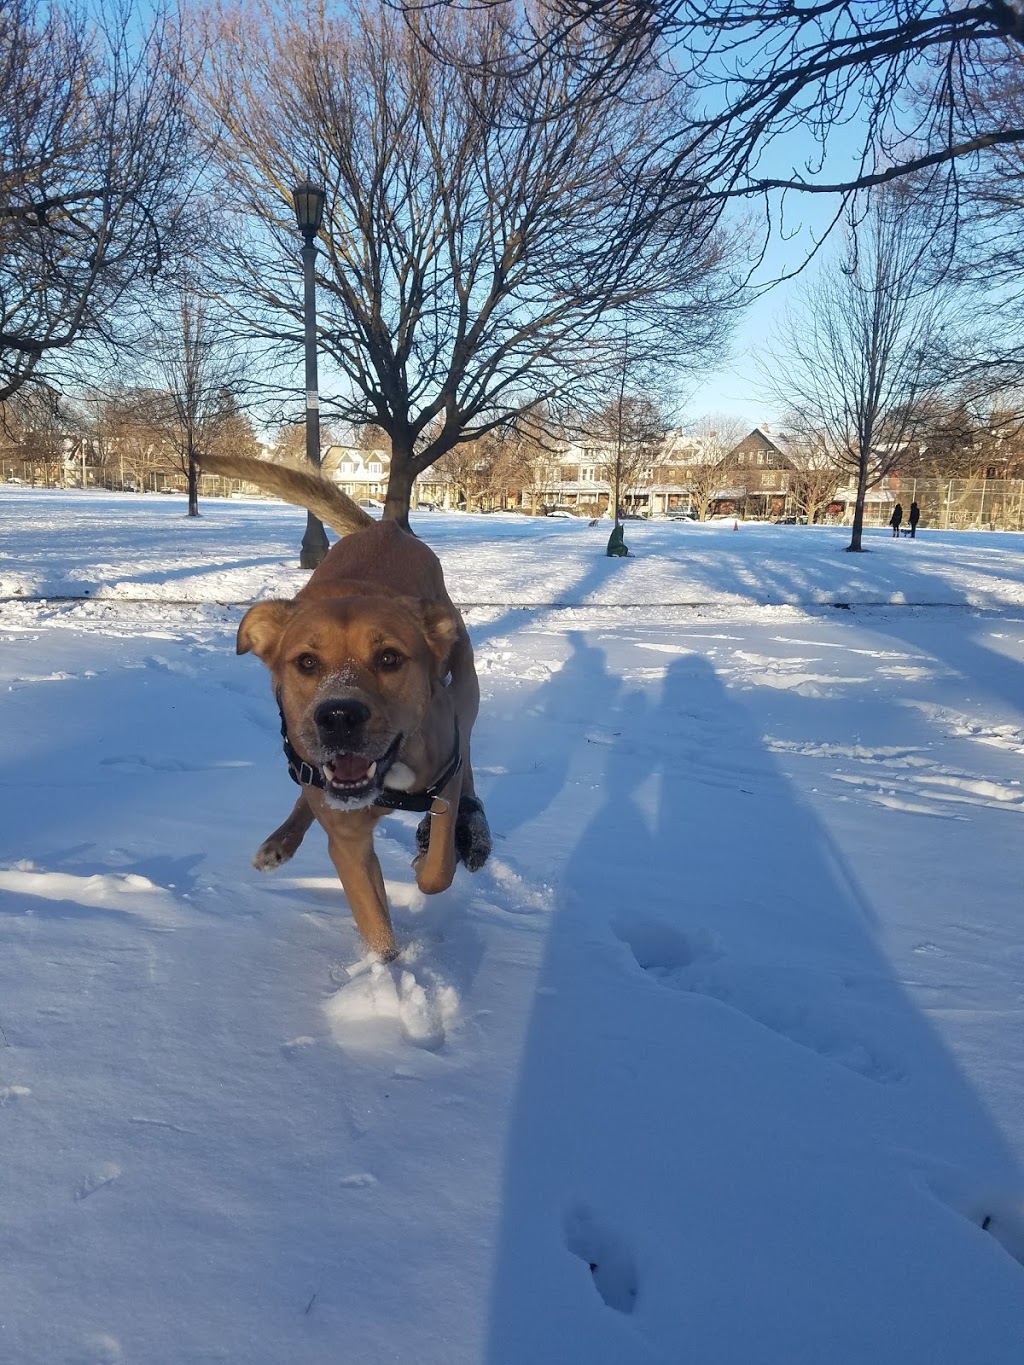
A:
<box><xmin>293</xmin><ymin>180</ymin><xmax>325</xmax><ymax>237</ymax></box>
<box><xmin>292</xmin><ymin>179</ymin><xmax>329</xmax><ymax>568</ymax></box>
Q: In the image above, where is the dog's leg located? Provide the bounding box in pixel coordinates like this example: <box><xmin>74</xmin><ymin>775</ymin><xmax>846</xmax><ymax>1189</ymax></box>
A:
<box><xmin>415</xmin><ymin>626</ymin><xmax>492</xmax><ymax>872</ymax></box>
<box><xmin>442</xmin><ymin>623</ymin><xmax>493</xmax><ymax>871</ymax></box>
<box><xmin>253</xmin><ymin>793</ymin><xmax>315</xmax><ymax>871</ymax></box>
<box><xmin>323</xmin><ymin>816</ymin><xmax>398</xmax><ymax>960</ymax></box>
<box><xmin>413</xmin><ymin>771</ymin><xmax>464</xmax><ymax>895</ymax></box>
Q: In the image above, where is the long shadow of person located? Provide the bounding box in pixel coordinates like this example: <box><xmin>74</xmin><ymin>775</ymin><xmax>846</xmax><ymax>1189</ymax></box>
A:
<box><xmin>485</xmin><ymin>651</ymin><xmax>1024</xmax><ymax>1364</ymax></box>
<box><xmin>472</xmin><ymin>630</ymin><xmax>627</xmax><ymax>861</ymax></box>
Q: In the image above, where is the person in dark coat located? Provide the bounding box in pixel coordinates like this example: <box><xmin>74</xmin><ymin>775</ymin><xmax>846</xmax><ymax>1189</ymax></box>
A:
<box><xmin>890</xmin><ymin>502</ymin><xmax>903</xmax><ymax>537</ymax></box>
<box><xmin>909</xmin><ymin>501</ymin><xmax>920</xmax><ymax>538</ymax></box>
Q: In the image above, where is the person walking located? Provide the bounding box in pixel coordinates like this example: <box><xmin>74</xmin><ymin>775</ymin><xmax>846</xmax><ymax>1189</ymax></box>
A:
<box><xmin>909</xmin><ymin>501</ymin><xmax>920</xmax><ymax>538</ymax></box>
<box><xmin>890</xmin><ymin>502</ymin><xmax>903</xmax><ymax>537</ymax></box>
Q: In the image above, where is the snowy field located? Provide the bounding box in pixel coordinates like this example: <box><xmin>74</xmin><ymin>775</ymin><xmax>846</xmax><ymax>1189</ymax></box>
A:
<box><xmin>1</xmin><ymin>487</ymin><xmax>1023</xmax><ymax>1364</ymax></box>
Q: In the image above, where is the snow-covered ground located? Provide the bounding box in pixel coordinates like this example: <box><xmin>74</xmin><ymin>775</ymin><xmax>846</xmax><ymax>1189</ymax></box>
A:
<box><xmin>1</xmin><ymin>488</ymin><xmax>1023</xmax><ymax>1363</ymax></box>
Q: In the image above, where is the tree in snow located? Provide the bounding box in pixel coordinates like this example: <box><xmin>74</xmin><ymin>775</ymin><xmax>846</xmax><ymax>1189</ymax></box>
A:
<box><xmin>0</xmin><ymin>0</ymin><xmax>193</xmax><ymax>401</ymax></box>
<box><xmin>193</xmin><ymin>0</ymin><xmax>739</xmax><ymax>526</ymax></box>
<box><xmin>763</xmin><ymin>185</ymin><xmax>948</xmax><ymax>551</ymax></box>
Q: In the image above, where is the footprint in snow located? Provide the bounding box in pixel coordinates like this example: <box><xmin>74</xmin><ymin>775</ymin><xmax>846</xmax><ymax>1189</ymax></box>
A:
<box><xmin>72</xmin><ymin>1334</ymin><xmax>123</xmax><ymax>1364</ymax></box>
<box><xmin>613</xmin><ymin>916</ymin><xmax>903</xmax><ymax>1084</ymax></box>
<box><xmin>75</xmin><ymin>1162</ymin><xmax>121</xmax><ymax>1201</ymax></box>
<box><xmin>564</xmin><ymin>1203</ymin><xmax>638</xmax><ymax>1314</ymax></box>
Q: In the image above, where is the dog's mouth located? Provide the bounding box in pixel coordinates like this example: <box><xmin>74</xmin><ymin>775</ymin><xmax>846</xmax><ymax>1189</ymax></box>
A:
<box><xmin>321</xmin><ymin>734</ymin><xmax>401</xmax><ymax>803</ymax></box>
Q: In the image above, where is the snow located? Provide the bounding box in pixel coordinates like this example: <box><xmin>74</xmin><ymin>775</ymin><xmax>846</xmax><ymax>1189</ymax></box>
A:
<box><xmin>1</xmin><ymin>487</ymin><xmax>1023</xmax><ymax>1363</ymax></box>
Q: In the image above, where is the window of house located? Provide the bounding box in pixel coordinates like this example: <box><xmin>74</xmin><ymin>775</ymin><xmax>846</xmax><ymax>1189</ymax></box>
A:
<box><xmin>368</xmin><ymin>462</ymin><xmax>382</xmax><ymax>476</ymax></box>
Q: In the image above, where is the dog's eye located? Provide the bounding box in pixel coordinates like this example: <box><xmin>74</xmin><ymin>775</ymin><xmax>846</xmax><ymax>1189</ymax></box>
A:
<box><xmin>376</xmin><ymin>648</ymin><xmax>403</xmax><ymax>671</ymax></box>
<box><xmin>294</xmin><ymin>653</ymin><xmax>319</xmax><ymax>675</ymax></box>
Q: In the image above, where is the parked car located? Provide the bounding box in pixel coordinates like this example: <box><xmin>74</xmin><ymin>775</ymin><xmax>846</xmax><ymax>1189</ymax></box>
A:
<box><xmin>357</xmin><ymin>497</ymin><xmax>385</xmax><ymax>512</ymax></box>
<box><xmin>415</xmin><ymin>501</ymin><xmax>436</xmax><ymax>511</ymax></box>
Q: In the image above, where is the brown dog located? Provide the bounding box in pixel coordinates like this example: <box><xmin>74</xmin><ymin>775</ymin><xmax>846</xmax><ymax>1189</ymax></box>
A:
<box><xmin>200</xmin><ymin>453</ymin><xmax>491</xmax><ymax>960</ymax></box>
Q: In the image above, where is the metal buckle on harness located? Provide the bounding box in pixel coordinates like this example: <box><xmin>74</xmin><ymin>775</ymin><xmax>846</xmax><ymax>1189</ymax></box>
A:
<box><xmin>297</xmin><ymin>760</ymin><xmax>317</xmax><ymax>786</ymax></box>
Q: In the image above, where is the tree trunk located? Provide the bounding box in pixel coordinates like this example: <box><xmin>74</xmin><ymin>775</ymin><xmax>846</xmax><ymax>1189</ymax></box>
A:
<box><xmin>383</xmin><ymin>449</ymin><xmax>415</xmax><ymax>530</ymax></box>
<box><xmin>187</xmin><ymin>448</ymin><xmax>199</xmax><ymax>517</ymax></box>
<box><xmin>846</xmin><ymin>455</ymin><xmax>869</xmax><ymax>551</ymax></box>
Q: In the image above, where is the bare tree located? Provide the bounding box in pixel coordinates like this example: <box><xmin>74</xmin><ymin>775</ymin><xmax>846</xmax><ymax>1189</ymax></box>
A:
<box><xmin>0</xmin><ymin>1</ymin><xmax>194</xmax><ymax>401</ymax></box>
<box><xmin>589</xmin><ymin>392</ymin><xmax>664</xmax><ymax>520</ymax></box>
<box><xmin>271</xmin><ymin>423</ymin><xmax>312</xmax><ymax>466</ymax></box>
<box><xmin>909</xmin><ymin>45</ymin><xmax>1024</xmax><ymax>388</ymax></box>
<box><xmin>432</xmin><ymin>438</ymin><xmax>492</xmax><ymax>512</ymax></box>
<box><xmin>149</xmin><ymin>283</ymin><xmax>257</xmax><ymax>515</ymax></box>
<box><xmin>497</xmin><ymin>415</ymin><xmax>564</xmax><ymax>515</ymax></box>
<box><xmin>462</xmin><ymin>1</ymin><xmax>1024</xmax><ymax>205</ymax></box>
<box><xmin>906</xmin><ymin>395</ymin><xmax>1024</xmax><ymax>477</ymax></box>
<box><xmin>85</xmin><ymin>387</ymin><xmax>172</xmax><ymax>490</ymax></box>
<box><xmin>683</xmin><ymin>415</ymin><xmax>747</xmax><ymax>520</ymax></box>
<box><xmin>195</xmin><ymin>0</ymin><xmax>738</xmax><ymax>526</ymax></box>
<box><xmin>764</xmin><ymin>186</ymin><xmax>947</xmax><ymax>551</ymax></box>
<box><xmin>784</xmin><ymin>435</ymin><xmax>844</xmax><ymax>525</ymax></box>
<box><xmin>0</xmin><ymin>384</ymin><xmax>72</xmax><ymax>484</ymax></box>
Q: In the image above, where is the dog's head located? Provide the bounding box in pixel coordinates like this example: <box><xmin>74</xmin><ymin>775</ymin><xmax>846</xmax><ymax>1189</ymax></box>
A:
<box><xmin>238</xmin><ymin>594</ymin><xmax>458</xmax><ymax>809</ymax></box>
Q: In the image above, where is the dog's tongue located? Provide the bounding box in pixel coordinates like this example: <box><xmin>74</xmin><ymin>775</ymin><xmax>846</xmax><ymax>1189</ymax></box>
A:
<box><xmin>329</xmin><ymin>753</ymin><xmax>372</xmax><ymax>783</ymax></box>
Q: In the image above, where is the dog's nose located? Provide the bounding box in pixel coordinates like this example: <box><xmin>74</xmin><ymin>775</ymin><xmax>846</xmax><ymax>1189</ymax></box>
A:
<box><xmin>315</xmin><ymin>698</ymin><xmax>370</xmax><ymax>742</ymax></box>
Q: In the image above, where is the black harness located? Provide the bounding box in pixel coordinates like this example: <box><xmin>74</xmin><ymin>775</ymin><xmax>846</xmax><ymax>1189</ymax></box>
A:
<box><xmin>275</xmin><ymin>689</ymin><xmax>461</xmax><ymax>814</ymax></box>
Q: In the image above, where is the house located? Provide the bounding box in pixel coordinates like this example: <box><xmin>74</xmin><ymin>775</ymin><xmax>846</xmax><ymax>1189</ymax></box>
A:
<box><xmin>321</xmin><ymin>445</ymin><xmax>457</xmax><ymax>510</ymax></box>
<box><xmin>321</xmin><ymin>445</ymin><xmax>389</xmax><ymax>501</ymax></box>
<box><xmin>529</xmin><ymin>438</ymin><xmax>614</xmax><ymax>514</ymax></box>
<box><xmin>649</xmin><ymin>431</ymin><xmax>703</xmax><ymax>516</ymax></box>
<box><xmin>715</xmin><ymin>428</ymin><xmax>798</xmax><ymax>519</ymax></box>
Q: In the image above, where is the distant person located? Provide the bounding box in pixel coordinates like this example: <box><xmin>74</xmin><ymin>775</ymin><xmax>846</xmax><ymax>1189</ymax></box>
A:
<box><xmin>909</xmin><ymin>501</ymin><xmax>920</xmax><ymax>538</ymax></box>
<box><xmin>890</xmin><ymin>502</ymin><xmax>903</xmax><ymax>537</ymax></box>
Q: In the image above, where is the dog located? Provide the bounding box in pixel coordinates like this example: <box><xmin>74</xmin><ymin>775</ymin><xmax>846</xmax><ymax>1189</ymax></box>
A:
<box><xmin>199</xmin><ymin>453</ymin><xmax>491</xmax><ymax>960</ymax></box>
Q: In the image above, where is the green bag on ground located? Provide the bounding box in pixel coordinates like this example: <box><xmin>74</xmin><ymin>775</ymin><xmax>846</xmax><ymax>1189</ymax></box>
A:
<box><xmin>606</xmin><ymin>524</ymin><xmax>629</xmax><ymax>557</ymax></box>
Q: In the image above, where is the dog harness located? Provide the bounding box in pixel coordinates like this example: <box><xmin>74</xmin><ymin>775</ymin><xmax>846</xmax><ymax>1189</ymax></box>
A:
<box><xmin>274</xmin><ymin>688</ymin><xmax>461</xmax><ymax>814</ymax></box>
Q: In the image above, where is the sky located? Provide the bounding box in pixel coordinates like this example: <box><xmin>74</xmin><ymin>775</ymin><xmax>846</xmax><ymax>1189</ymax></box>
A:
<box><xmin>679</xmin><ymin>185</ymin><xmax>856</xmax><ymax>431</ymax></box>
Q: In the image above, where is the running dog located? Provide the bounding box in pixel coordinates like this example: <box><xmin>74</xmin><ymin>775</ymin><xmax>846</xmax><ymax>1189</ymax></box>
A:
<box><xmin>200</xmin><ymin>453</ymin><xmax>491</xmax><ymax>960</ymax></box>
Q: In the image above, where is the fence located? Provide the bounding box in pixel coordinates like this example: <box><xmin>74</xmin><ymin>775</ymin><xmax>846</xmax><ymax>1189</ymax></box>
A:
<box><xmin>874</xmin><ymin>478</ymin><xmax>1024</xmax><ymax>532</ymax></box>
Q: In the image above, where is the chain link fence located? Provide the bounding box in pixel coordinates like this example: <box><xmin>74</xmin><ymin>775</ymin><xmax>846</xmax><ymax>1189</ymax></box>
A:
<box><xmin>870</xmin><ymin>479</ymin><xmax>1024</xmax><ymax>531</ymax></box>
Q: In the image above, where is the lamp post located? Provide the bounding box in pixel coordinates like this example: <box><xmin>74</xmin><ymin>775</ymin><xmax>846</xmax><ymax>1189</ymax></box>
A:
<box><xmin>293</xmin><ymin>178</ymin><xmax>330</xmax><ymax>569</ymax></box>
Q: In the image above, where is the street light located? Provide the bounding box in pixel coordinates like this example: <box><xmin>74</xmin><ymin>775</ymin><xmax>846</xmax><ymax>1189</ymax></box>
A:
<box><xmin>293</xmin><ymin>178</ymin><xmax>330</xmax><ymax>569</ymax></box>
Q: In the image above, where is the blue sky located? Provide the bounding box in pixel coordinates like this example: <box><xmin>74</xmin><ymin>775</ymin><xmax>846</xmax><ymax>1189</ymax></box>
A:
<box><xmin>677</xmin><ymin>98</ymin><xmax>870</xmax><ymax>430</ymax></box>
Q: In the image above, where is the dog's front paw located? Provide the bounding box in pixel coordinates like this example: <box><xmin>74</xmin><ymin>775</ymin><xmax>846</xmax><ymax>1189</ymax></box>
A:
<box><xmin>415</xmin><ymin>796</ymin><xmax>492</xmax><ymax>872</ymax></box>
<box><xmin>252</xmin><ymin>836</ymin><xmax>296</xmax><ymax>872</ymax></box>
<box><xmin>456</xmin><ymin>795</ymin><xmax>492</xmax><ymax>872</ymax></box>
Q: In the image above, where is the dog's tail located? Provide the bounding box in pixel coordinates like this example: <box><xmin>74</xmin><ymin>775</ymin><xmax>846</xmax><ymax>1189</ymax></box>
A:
<box><xmin>198</xmin><ymin>452</ymin><xmax>374</xmax><ymax>536</ymax></box>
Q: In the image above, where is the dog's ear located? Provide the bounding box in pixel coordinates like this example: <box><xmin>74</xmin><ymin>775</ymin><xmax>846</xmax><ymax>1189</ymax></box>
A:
<box><xmin>237</xmin><ymin>600</ymin><xmax>293</xmax><ymax>664</ymax></box>
<box><xmin>419</xmin><ymin>602</ymin><xmax>460</xmax><ymax>670</ymax></box>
